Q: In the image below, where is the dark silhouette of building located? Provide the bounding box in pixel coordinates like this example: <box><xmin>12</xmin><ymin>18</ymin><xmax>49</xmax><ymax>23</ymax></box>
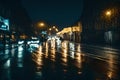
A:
<box><xmin>80</xmin><ymin>0</ymin><xmax>120</xmax><ymax>45</ymax></box>
<box><xmin>0</xmin><ymin>0</ymin><xmax>32</xmax><ymax>39</ymax></box>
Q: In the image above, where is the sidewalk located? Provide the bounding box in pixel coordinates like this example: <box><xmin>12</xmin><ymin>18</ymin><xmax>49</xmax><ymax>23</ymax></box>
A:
<box><xmin>81</xmin><ymin>43</ymin><xmax>120</xmax><ymax>54</ymax></box>
<box><xmin>66</xmin><ymin>40</ymin><xmax>120</xmax><ymax>51</ymax></box>
<box><xmin>83</xmin><ymin>43</ymin><xmax>120</xmax><ymax>51</ymax></box>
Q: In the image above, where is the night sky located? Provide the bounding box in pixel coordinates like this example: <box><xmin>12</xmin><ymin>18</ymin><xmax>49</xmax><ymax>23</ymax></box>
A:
<box><xmin>22</xmin><ymin>0</ymin><xmax>83</xmax><ymax>28</ymax></box>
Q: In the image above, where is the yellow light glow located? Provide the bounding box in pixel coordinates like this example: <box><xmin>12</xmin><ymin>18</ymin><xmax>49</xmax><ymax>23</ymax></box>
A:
<box><xmin>53</xmin><ymin>26</ymin><xmax>56</xmax><ymax>28</ymax></box>
<box><xmin>45</xmin><ymin>42</ymin><xmax>48</xmax><ymax>58</ymax></box>
<box><xmin>38</xmin><ymin>46</ymin><xmax>42</xmax><ymax>52</ymax></box>
<box><xmin>49</xmin><ymin>28</ymin><xmax>51</xmax><ymax>31</ymax></box>
<box><xmin>20</xmin><ymin>35</ymin><xmax>26</xmax><ymax>39</ymax></box>
<box><xmin>107</xmin><ymin>72</ymin><xmax>112</xmax><ymax>79</ymax></box>
<box><xmin>106</xmin><ymin>10</ymin><xmax>111</xmax><ymax>16</ymax></box>
<box><xmin>11</xmin><ymin>35</ymin><xmax>15</xmax><ymax>39</ymax></box>
<box><xmin>38</xmin><ymin>22</ymin><xmax>45</xmax><ymax>27</ymax></box>
<box><xmin>55</xmin><ymin>28</ymin><xmax>58</xmax><ymax>32</ymax></box>
<box><xmin>50</xmin><ymin>49</ymin><xmax>56</xmax><ymax>61</ymax></box>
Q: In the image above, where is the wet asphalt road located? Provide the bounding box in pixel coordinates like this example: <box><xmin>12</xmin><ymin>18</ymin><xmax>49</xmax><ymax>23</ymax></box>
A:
<box><xmin>0</xmin><ymin>41</ymin><xmax>120</xmax><ymax>80</ymax></box>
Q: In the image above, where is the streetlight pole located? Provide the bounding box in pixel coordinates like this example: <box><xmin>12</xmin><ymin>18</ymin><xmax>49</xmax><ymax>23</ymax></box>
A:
<box><xmin>103</xmin><ymin>9</ymin><xmax>112</xmax><ymax>30</ymax></box>
<box><xmin>37</xmin><ymin>21</ymin><xmax>48</xmax><ymax>43</ymax></box>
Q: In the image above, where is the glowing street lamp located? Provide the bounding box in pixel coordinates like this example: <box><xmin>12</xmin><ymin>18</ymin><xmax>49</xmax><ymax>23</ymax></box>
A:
<box><xmin>49</xmin><ymin>28</ymin><xmax>51</xmax><ymax>31</ymax></box>
<box><xmin>38</xmin><ymin>22</ymin><xmax>45</xmax><ymax>27</ymax></box>
<box><xmin>105</xmin><ymin>10</ymin><xmax>112</xmax><ymax>17</ymax></box>
<box><xmin>53</xmin><ymin>26</ymin><xmax>56</xmax><ymax>28</ymax></box>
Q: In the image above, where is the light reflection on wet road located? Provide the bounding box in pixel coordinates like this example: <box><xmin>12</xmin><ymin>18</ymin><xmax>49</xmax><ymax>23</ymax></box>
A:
<box><xmin>0</xmin><ymin>41</ymin><xmax>120</xmax><ymax>80</ymax></box>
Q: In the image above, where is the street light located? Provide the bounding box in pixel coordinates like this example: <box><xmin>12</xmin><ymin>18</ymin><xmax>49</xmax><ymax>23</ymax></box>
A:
<box><xmin>49</xmin><ymin>28</ymin><xmax>51</xmax><ymax>31</ymax></box>
<box><xmin>48</xmin><ymin>26</ymin><xmax>59</xmax><ymax>35</ymax></box>
<box><xmin>34</xmin><ymin>21</ymin><xmax>48</xmax><ymax>42</ymax></box>
<box><xmin>36</xmin><ymin>21</ymin><xmax>47</xmax><ymax>32</ymax></box>
<box><xmin>105</xmin><ymin>10</ymin><xmax>112</xmax><ymax>17</ymax></box>
<box><xmin>103</xmin><ymin>9</ymin><xmax>113</xmax><ymax>22</ymax></box>
<box><xmin>38</xmin><ymin>22</ymin><xmax>45</xmax><ymax>28</ymax></box>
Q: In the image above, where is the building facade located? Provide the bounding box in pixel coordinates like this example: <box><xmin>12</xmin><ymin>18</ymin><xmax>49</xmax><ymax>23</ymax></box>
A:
<box><xmin>81</xmin><ymin>0</ymin><xmax>120</xmax><ymax>45</ymax></box>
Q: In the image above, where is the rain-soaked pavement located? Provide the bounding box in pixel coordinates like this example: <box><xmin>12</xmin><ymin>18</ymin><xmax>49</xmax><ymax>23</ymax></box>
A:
<box><xmin>0</xmin><ymin>40</ymin><xmax>120</xmax><ymax>80</ymax></box>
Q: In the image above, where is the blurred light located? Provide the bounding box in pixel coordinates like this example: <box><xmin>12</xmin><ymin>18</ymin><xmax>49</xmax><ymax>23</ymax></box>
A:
<box><xmin>0</xmin><ymin>35</ymin><xmax>3</xmax><ymax>38</ymax></box>
<box><xmin>50</xmin><ymin>49</ymin><xmax>56</xmax><ymax>61</ymax></box>
<box><xmin>74</xmin><ymin>52</ymin><xmax>82</xmax><ymax>69</ymax></box>
<box><xmin>0</xmin><ymin>18</ymin><xmax>9</xmax><ymax>31</ymax></box>
<box><xmin>45</xmin><ymin>42</ymin><xmax>48</xmax><ymax>58</ymax></box>
<box><xmin>49</xmin><ymin>28</ymin><xmax>51</xmax><ymax>31</ymax></box>
<box><xmin>18</xmin><ymin>51</ymin><xmax>23</xmax><ymax>58</ymax></box>
<box><xmin>27</xmin><ymin>40</ymin><xmax>39</xmax><ymax>44</ymax></box>
<box><xmin>78</xmin><ymin>71</ymin><xmax>82</xmax><ymax>74</ymax></box>
<box><xmin>11</xmin><ymin>35</ymin><xmax>15</xmax><ymax>40</ymax></box>
<box><xmin>69</xmin><ymin>42</ymin><xmax>75</xmax><ymax>51</ymax></box>
<box><xmin>20</xmin><ymin>35</ymin><xmax>26</xmax><ymax>39</ymax></box>
<box><xmin>76</xmin><ymin>44</ymin><xmax>81</xmax><ymax>52</ymax></box>
<box><xmin>70</xmin><ymin>52</ymin><xmax>75</xmax><ymax>58</ymax></box>
<box><xmin>105</xmin><ymin>10</ymin><xmax>111</xmax><ymax>16</ymax></box>
<box><xmin>63</xmin><ymin>69</ymin><xmax>67</xmax><ymax>72</ymax></box>
<box><xmin>107</xmin><ymin>72</ymin><xmax>112</xmax><ymax>79</ymax></box>
<box><xmin>27</xmin><ymin>41</ymin><xmax>31</xmax><ymax>44</ymax></box>
<box><xmin>18</xmin><ymin>41</ymin><xmax>24</xmax><ymax>44</ymax></box>
<box><xmin>62</xmin><ymin>49</ymin><xmax>68</xmax><ymax>58</ymax></box>
<box><xmin>4</xmin><ymin>59</ymin><xmax>10</xmax><ymax>68</ymax></box>
<box><xmin>61</xmin><ymin>58</ymin><xmax>67</xmax><ymax>66</ymax></box>
<box><xmin>75</xmin><ymin>52</ymin><xmax>81</xmax><ymax>60</ymax></box>
<box><xmin>31</xmin><ymin>37</ymin><xmax>38</xmax><ymax>39</ymax></box>
<box><xmin>56</xmin><ymin>37</ymin><xmax>61</xmax><ymax>46</ymax></box>
<box><xmin>32</xmin><ymin>50</ymin><xmax>43</xmax><ymax>66</ymax></box>
<box><xmin>17</xmin><ymin>58</ymin><xmax>23</xmax><ymax>67</ymax></box>
<box><xmin>5</xmin><ymin>49</ymin><xmax>9</xmax><ymax>54</ymax></box>
<box><xmin>61</xmin><ymin>48</ymin><xmax>68</xmax><ymax>66</ymax></box>
<box><xmin>41</xmin><ymin>31</ymin><xmax>47</xmax><ymax>34</ymax></box>
<box><xmin>55</xmin><ymin>28</ymin><xmax>58</xmax><ymax>32</ymax></box>
<box><xmin>35</xmin><ymin>71</ymin><xmax>42</xmax><ymax>78</ymax></box>
<box><xmin>11</xmin><ymin>48</ymin><xmax>15</xmax><ymax>57</ymax></box>
<box><xmin>30</xmin><ymin>44</ymin><xmax>39</xmax><ymax>48</ymax></box>
<box><xmin>50</xmin><ymin>38</ymin><xmax>55</xmax><ymax>49</ymax></box>
<box><xmin>18</xmin><ymin>46</ymin><xmax>23</xmax><ymax>51</ymax></box>
<box><xmin>104</xmin><ymin>31</ymin><xmax>112</xmax><ymax>43</ymax></box>
<box><xmin>39</xmin><ymin>22</ymin><xmax>45</xmax><ymax>27</ymax></box>
<box><xmin>61</xmin><ymin>41</ymin><xmax>68</xmax><ymax>49</ymax></box>
<box><xmin>53</xmin><ymin>26</ymin><xmax>56</xmax><ymax>28</ymax></box>
<box><xmin>38</xmin><ymin>45</ymin><xmax>43</xmax><ymax>53</ymax></box>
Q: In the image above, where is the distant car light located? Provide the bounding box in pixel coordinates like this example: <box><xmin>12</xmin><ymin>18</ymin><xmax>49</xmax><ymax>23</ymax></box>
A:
<box><xmin>18</xmin><ymin>41</ymin><xmax>24</xmax><ymax>44</ymax></box>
